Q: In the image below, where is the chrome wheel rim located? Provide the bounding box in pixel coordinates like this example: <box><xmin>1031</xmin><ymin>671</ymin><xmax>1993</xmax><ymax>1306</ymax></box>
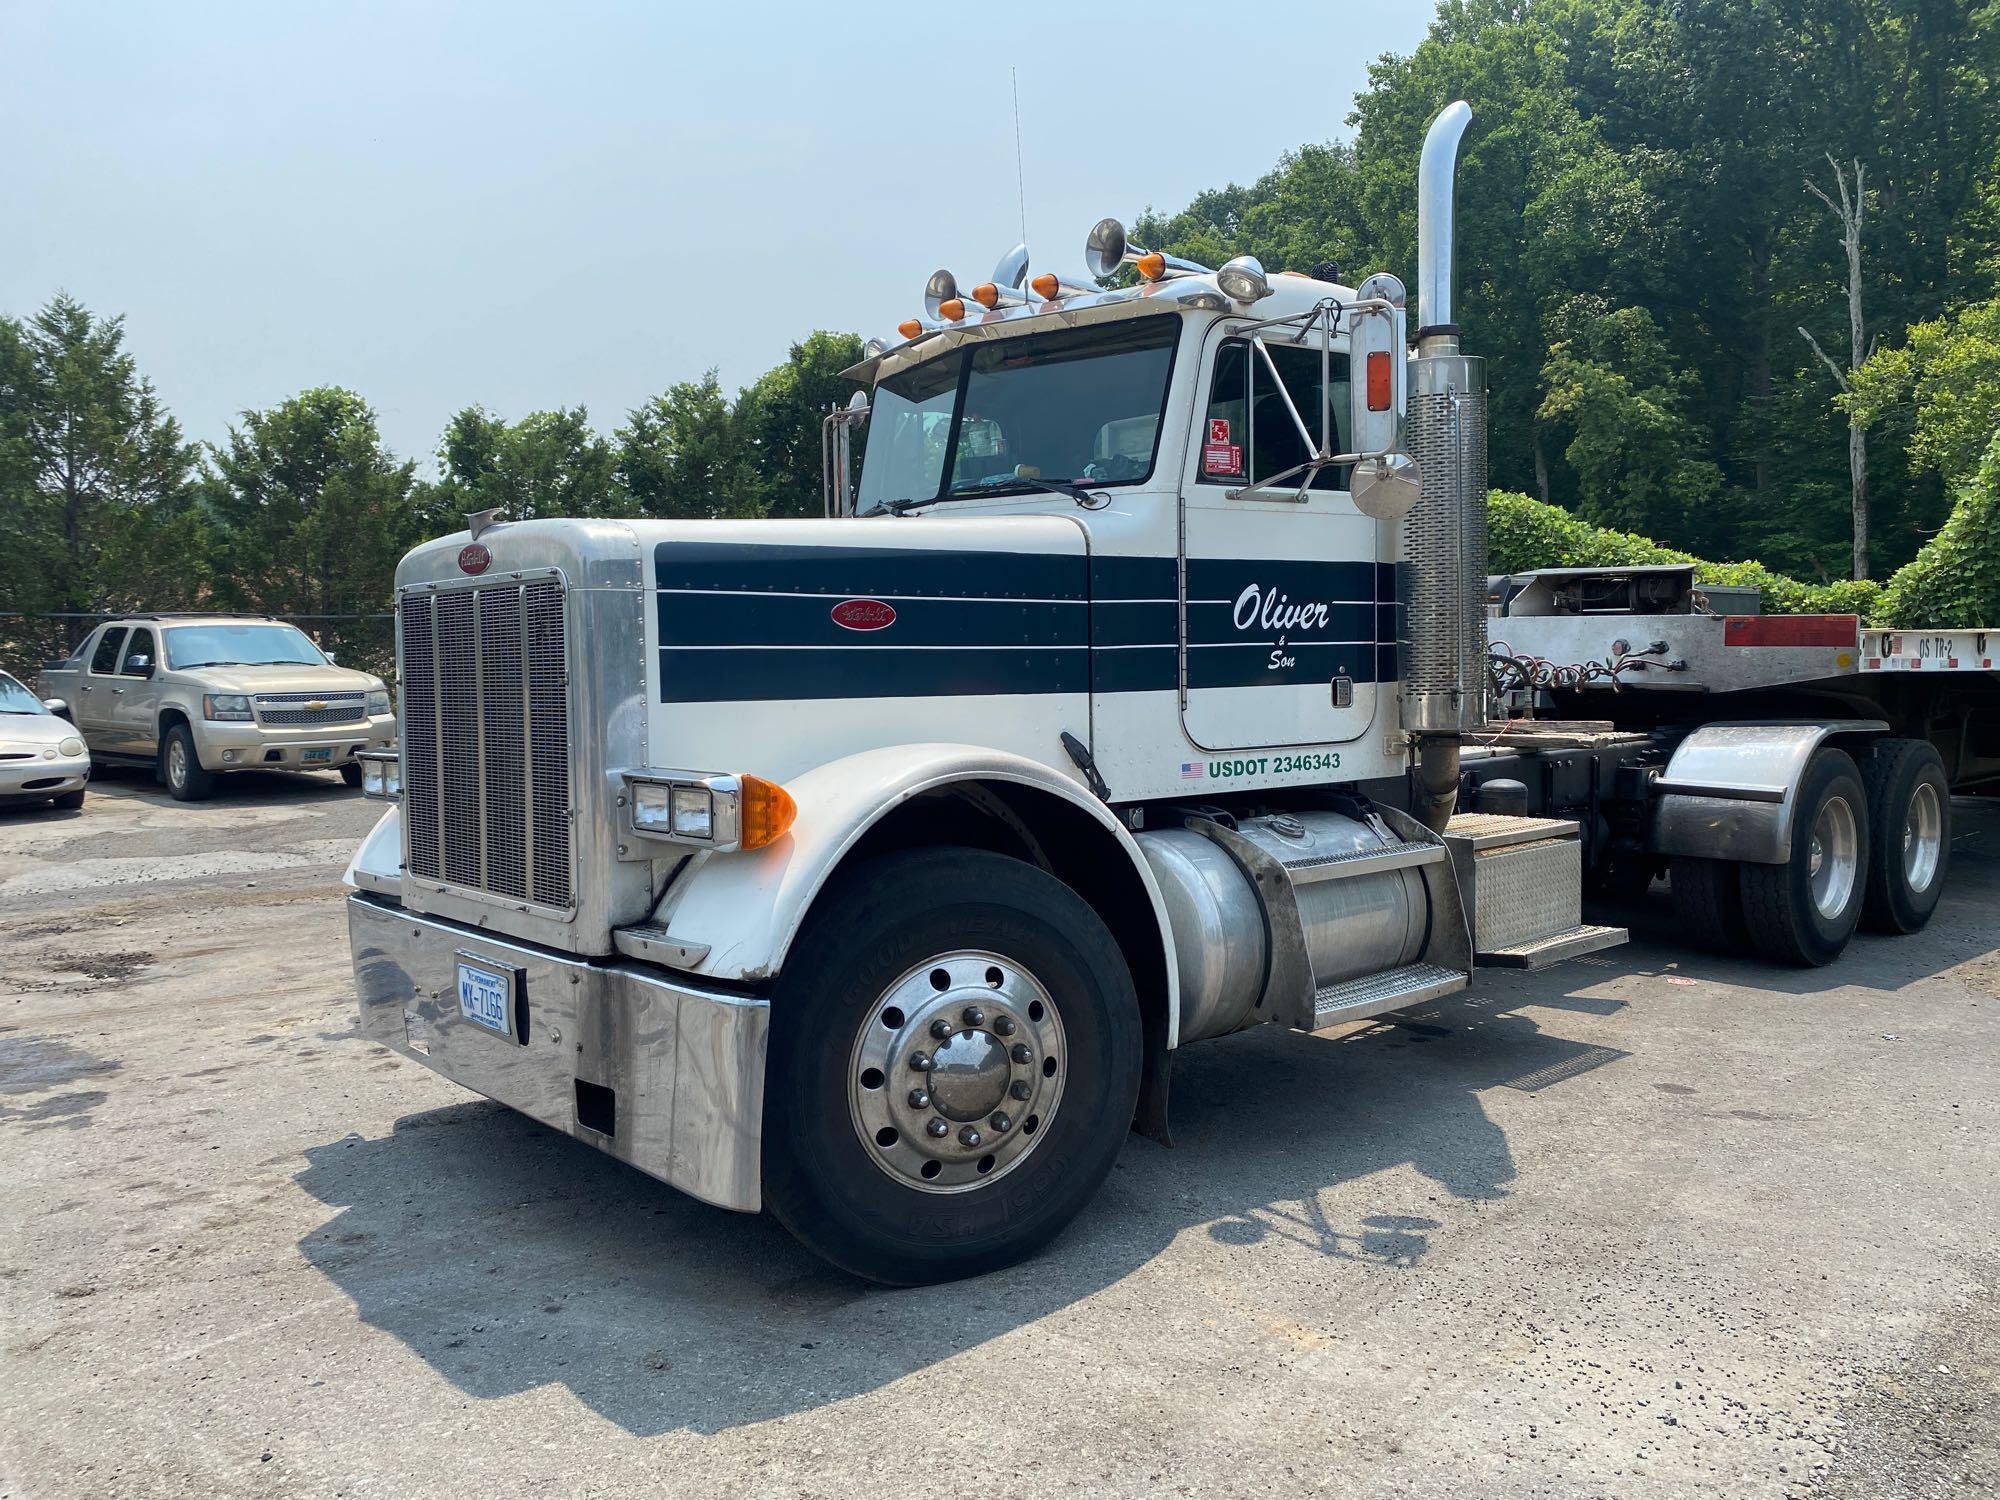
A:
<box><xmin>1903</xmin><ymin>781</ymin><xmax>1943</xmax><ymax>893</ymax></box>
<box><xmin>847</xmin><ymin>950</ymin><xmax>1066</xmax><ymax>1195</ymax></box>
<box><xmin>167</xmin><ymin>738</ymin><xmax>187</xmax><ymax>789</ymax></box>
<box><xmin>1807</xmin><ymin>794</ymin><xmax>1859</xmax><ymax>920</ymax></box>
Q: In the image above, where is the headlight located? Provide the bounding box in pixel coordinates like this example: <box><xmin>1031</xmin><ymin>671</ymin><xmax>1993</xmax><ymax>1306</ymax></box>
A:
<box><xmin>356</xmin><ymin>750</ymin><xmax>400</xmax><ymax>801</ymax></box>
<box><xmin>203</xmin><ymin>693</ymin><xmax>253</xmax><ymax>722</ymax></box>
<box><xmin>366</xmin><ymin>689</ymin><xmax>392</xmax><ymax>716</ymax></box>
<box><xmin>623</xmin><ymin>771</ymin><xmax>796</xmax><ymax>853</ymax></box>
<box><xmin>59</xmin><ymin>736</ymin><xmax>85</xmax><ymax>757</ymax></box>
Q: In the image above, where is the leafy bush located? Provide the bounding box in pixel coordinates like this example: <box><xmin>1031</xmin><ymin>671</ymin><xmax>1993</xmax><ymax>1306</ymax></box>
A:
<box><xmin>1487</xmin><ymin>490</ymin><xmax>1884</xmax><ymax>616</ymax></box>
<box><xmin>1873</xmin><ymin>433</ymin><xmax>2000</xmax><ymax>628</ymax></box>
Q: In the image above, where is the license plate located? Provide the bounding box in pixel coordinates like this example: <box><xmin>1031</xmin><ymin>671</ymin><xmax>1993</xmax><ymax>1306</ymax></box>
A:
<box><xmin>302</xmin><ymin>747</ymin><xmax>333</xmax><ymax>764</ymax></box>
<box><xmin>456</xmin><ymin>960</ymin><xmax>514</xmax><ymax>1038</ymax></box>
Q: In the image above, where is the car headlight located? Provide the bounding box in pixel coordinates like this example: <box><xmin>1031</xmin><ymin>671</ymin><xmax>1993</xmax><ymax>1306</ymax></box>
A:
<box><xmin>203</xmin><ymin>693</ymin><xmax>253</xmax><ymax>722</ymax></box>
<box><xmin>366</xmin><ymin>689</ymin><xmax>392</xmax><ymax>717</ymax></box>
<box><xmin>59</xmin><ymin>736</ymin><xmax>85</xmax><ymax>757</ymax></box>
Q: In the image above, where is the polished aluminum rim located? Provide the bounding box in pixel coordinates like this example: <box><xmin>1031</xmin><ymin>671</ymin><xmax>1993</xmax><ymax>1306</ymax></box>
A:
<box><xmin>1903</xmin><ymin>781</ymin><xmax>1943</xmax><ymax>893</ymax></box>
<box><xmin>1807</xmin><ymin>794</ymin><xmax>1859</xmax><ymax>920</ymax></box>
<box><xmin>167</xmin><ymin>737</ymin><xmax>188</xmax><ymax>789</ymax></box>
<box><xmin>847</xmin><ymin>950</ymin><xmax>1066</xmax><ymax>1195</ymax></box>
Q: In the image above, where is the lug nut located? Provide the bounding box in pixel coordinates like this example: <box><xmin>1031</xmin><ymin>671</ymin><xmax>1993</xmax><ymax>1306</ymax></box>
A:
<box><xmin>910</xmin><ymin>1051</ymin><xmax>934</xmax><ymax>1072</ymax></box>
<box><xmin>989</xmin><ymin>1112</ymin><xmax>1012</xmax><ymax>1132</ymax></box>
<box><xmin>1010</xmin><ymin>1043</ymin><xmax>1033</xmax><ymax>1065</ymax></box>
<box><xmin>1010</xmin><ymin>1080</ymin><xmax>1032</xmax><ymax>1101</ymax></box>
<box><xmin>958</xmin><ymin>1126</ymin><xmax>982</xmax><ymax>1148</ymax></box>
<box><xmin>930</xmin><ymin>1017</ymin><xmax>954</xmax><ymax>1040</ymax></box>
<box><xmin>960</xmin><ymin>1005</ymin><xmax>985</xmax><ymax>1027</ymax></box>
<box><xmin>926</xmin><ymin>1117</ymin><xmax>950</xmax><ymax>1138</ymax></box>
<box><xmin>908</xmin><ymin>1089</ymin><xmax>931</xmax><ymax>1109</ymax></box>
<box><xmin>993</xmin><ymin>1015</ymin><xmax>1016</xmax><ymax>1036</ymax></box>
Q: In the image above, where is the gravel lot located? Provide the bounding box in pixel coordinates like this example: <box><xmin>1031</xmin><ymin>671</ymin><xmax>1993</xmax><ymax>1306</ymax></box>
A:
<box><xmin>3</xmin><ymin>771</ymin><xmax>1996</xmax><ymax>1498</ymax></box>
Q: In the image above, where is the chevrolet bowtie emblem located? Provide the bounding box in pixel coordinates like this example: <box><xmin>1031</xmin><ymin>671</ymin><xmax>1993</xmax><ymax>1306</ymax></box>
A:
<box><xmin>305</xmin><ymin>700</ymin><xmax>327</xmax><ymax>711</ymax></box>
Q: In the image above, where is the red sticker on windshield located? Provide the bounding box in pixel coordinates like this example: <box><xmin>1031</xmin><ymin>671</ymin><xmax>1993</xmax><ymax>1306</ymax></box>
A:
<box><xmin>1202</xmin><ymin>442</ymin><xmax>1243</xmax><ymax>476</ymax></box>
<box><xmin>1208</xmin><ymin>418</ymin><xmax>1231</xmax><ymax>444</ymax></box>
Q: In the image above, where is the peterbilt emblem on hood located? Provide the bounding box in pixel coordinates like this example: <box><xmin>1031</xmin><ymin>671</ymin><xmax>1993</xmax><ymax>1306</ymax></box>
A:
<box><xmin>831</xmin><ymin>599</ymin><xmax>897</xmax><ymax>632</ymax></box>
<box><xmin>458</xmin><ymin>542</ymin><xmax>491</xmax><ymax>575</ymax></box>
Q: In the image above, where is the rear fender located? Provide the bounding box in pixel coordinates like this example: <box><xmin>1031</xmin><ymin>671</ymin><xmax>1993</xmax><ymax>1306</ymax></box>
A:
<box><xmin>1653</xmin><ymin>720</ymin><xmax>1887</xmax><ymax>864</ymax></box>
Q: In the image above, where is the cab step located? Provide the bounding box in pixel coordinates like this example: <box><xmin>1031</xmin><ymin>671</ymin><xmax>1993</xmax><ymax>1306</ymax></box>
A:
<box><xmin>1281</xmin><ymin>839</ymin><xmax>1445</xmax><ymax>885</ymax></box>
<box><xmin>1476</xmin><ymin>923</ymin><xmax>1627</xmax><ymax>970</ymax></box>
<box><xmin>1311</xmin><ymin>961</ymin><xmax>1467</xmax><ymax>1032</ymax></box>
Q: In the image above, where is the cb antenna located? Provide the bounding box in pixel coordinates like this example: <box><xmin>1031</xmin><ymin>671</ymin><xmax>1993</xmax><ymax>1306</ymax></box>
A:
<box><xmin>1011</xmin><ymin>66</ymin><xmax>1029</xmax><ymax>255</ymax></box>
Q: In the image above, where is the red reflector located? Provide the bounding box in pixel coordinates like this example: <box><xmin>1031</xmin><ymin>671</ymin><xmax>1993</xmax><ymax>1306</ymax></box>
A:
<box><xmin>1366</xmin><ymin>350</ymin><xmax>1392</xmax><ymax>411</ymax></box>
<box><xmin>1722</xmin><ymin>615</ymin><xmax>1857</xmax><ymax>648</ymax></box>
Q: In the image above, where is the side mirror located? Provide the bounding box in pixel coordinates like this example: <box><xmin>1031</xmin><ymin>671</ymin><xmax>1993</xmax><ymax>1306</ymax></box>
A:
<box><xmin>1350</xmin><ymin>453</ymin><xmax>1423</xmax><ymax>521</ymax></box>
<box><xmin>127</xmin><ymin>655</ymin><xmax>154</xmax><ymax>677</ymax></box>
<box><xmin>324</xmin><ymin>649</ymin><xmax>338</xmax><ymax>664</ymax></box>
<box><xmin>42</xmin><ymin>698</ymin><xmax>71</xmax><ymax>719</ymax></box>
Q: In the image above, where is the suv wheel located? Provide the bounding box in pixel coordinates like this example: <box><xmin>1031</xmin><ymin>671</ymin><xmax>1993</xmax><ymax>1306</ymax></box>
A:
<box><xmin>160</xmin><ymin>723</ymin><xmax>216</xmax><ymax>801</ymax></box>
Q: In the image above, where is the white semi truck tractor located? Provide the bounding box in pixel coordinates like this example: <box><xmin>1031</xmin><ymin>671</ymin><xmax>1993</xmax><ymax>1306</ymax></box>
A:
<box><xmin>344</xmin><ymin>103</ymin><xmax>1999</xmax><ymax>1283</ymax></box>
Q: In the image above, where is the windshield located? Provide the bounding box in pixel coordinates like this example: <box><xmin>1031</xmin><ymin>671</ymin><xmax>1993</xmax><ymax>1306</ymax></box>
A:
<box><xmin>0</xmin><ymin>672</ymin><xmax>47</xmax><ymax>714</ymax></box>
<box><xmin>164</xmin><ymin>623</ymin><xmax>327</xmax><ymax>669</ymax></box>
<box><xmin>855</xmin><ymin>315</ymin><xmax>1179</xmax><ymax>513</ymax></box>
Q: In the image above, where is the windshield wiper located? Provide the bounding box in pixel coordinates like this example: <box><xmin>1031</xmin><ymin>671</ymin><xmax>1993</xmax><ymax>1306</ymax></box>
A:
<box><xmin>174</xmin><ymin>660</ymin><xmax>252</xmax><ymax>668</ymax></box>
<box><xmin>950</xmin><ymin>475</ymin><xmax>1106</xmax><ymax>507</ymax></box>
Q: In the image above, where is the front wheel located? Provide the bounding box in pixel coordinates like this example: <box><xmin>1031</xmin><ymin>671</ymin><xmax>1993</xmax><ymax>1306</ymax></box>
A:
<box><xmin>339</xmin><ymin>762</ymin><xmax>364</xmax><ymax>788</ymax></box>
<box><xmin>1739</xmin><ymin>748</ymin><xmax>1869</xmax><ymax>966</ymax></box>
<box><xmin>762</xmin><ymin>847</ymin><xmax>1142</xmax><ymax>1285</ymax></box>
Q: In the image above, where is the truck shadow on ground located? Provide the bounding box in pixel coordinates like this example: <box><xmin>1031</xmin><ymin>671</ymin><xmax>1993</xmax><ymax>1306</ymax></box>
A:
<box><xmin>293</xmin><ymin>1002</ymin><xmax>1615</xmax><ymax>1438</ymax></box>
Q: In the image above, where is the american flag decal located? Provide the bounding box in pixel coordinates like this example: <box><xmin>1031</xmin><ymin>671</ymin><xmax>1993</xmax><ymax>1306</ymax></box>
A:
<box><xmin>1180</xmin><ymin>762</ymin><xmax>1205</xmax><ymax>780</ymax></box>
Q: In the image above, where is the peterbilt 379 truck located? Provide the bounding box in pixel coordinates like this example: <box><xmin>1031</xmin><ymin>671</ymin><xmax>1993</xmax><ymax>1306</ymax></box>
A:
<box><xmin>344</xmin><ymin>103</ymin><xmax>1998</xmax><ymax>1284</ymax></box>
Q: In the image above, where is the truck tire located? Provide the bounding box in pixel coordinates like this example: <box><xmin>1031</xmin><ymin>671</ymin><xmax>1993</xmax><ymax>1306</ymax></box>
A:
<box><xmin>1858</xmin><ymin>738</ymin><xmax>1951</xmax><ymax>934</ymax></box>
<box><xmin>761</xmin><ymin>846</ymin><xmax>1142</xmax><ymax>1286</ymax></box>
<box><xmin>160</xmin><ymin>723</ymin><xmax>215</xmax><ymax>801</ymax></box>
<box><xmin>1669</xmin><ymin>857</ymin><xmax>1751</xmax><ymax>955</ymax></box>
<box><xmin>1738</xmin><ymin>748</ymin><xmax>1869</xmax><ymax>967</ymax></box>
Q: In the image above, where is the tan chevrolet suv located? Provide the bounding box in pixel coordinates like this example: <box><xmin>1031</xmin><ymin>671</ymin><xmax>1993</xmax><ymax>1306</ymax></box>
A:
<box><xmin>38</xmin><ymin>614</ymin><xmax>395</xmax><ymax>800</ymax></box>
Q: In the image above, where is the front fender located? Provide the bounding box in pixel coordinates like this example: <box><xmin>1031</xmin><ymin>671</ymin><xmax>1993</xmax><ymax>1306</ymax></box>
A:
<box><xmin>344</xmin><ymin>805</ymin><xmax>403</xmax><ymax>896</ymax></box>
<box><xmin>643</xmin><ymin>743</ymin><xmax>1184</xmax><ymax>1042</ymax></box>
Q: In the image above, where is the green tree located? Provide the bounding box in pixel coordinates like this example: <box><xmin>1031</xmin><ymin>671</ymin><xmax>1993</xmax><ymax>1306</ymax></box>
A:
<box><xmin>204</xmin><ymin>388</ymin><xmax>417</xmax><ymax>661</ymax></box>
<box><xmin>0</xmin><ymin>294</ymin><xmax>202</xmax><ymax>649</ymax></box>
<box><xmin>1846</xmin><ymin>300</ymin><xmax>2000</xmax><ymax>490</ymax></box>
<box><xmin>427</xmin><ymin>404</ymin><xmax>620</xmax><ymax>523</ymax></box>
<box><xmin>616</xmin><ymin>372</ymin><xmax>762</xmax><ymax>519</ymax></box>
<box><xmin>735</xmin><ymin>331</ymin><xmax>866</xmax><ymax>518</ymax></box>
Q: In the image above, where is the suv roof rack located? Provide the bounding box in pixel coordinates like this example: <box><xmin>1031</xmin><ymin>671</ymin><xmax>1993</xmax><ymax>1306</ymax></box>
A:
<box><xmin>120</xmin><ymin>611</ymin><xmax>280</xmax><ymax>621</ymax></box>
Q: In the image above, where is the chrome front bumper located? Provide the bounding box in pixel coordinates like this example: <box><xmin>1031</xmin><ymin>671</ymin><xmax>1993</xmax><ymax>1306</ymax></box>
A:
<box><xmin>199</xmin><ymin>715</ymin><xmax>396</xmax><ymax>771</ymax></box>
<box><xmin>348</xmin><ymin>894</ymin><xmax>768</xmax><ymax>1211</ymax></box>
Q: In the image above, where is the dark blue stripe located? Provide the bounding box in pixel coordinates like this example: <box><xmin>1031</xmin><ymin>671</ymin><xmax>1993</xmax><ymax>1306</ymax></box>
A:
<box><xmin>1092</xmin><ymin>599</ymin><xmax>1179</xmax><ymax>647</ymax></box>
<box><xmin>658</xmin><ymin>590</ymin><xmax>1084</xmax><ymax>648</ymax></box>
<box><xmin>1188</xmin><ymin>641</ymin><xmax>1384</xmax><ymax>690</ymax></box>
<box><xmin>656</xmin><ymin>541</ymin><xmax>1086</xmax><ymax>600</ymax></box>
<box><xmin>1091</xmin><ymin>645</ymin><xmax>1178</xmax><ymax>694</ymax></box>
<box><xmin>660</xmin><ymin>647</ymin><xmax>1089</xmax><ymax>702</ymax></box>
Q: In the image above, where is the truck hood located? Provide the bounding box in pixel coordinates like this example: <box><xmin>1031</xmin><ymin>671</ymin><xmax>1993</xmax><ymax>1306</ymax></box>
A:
<box><xmin>182</xmin><ymin>664</ymin><xmax>383</xmax><ymax>695</ymax></box>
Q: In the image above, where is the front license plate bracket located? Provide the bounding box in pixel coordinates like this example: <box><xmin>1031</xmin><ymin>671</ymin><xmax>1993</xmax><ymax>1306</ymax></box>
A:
<box><xmin>454</xmin><ymin>952</ymin><xmax>529</xmax><ymax>1044</ymax></box>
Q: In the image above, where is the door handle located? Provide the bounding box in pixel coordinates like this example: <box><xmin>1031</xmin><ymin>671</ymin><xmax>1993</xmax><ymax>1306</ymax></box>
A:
<box><xmin>112</xmin><ymin>688</ymin><xmax>125</xmax><ymax>695</ymax></box>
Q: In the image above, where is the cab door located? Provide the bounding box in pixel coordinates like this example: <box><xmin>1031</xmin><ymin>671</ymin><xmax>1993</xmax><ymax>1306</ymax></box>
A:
<box><xmin>108</xmin><ymin>626</ymin><xmax>163</xmax><ymax>755</ymax></box>
<box><xmin>1178</xmin><ymin>321</ymin><xmax>1387</xmax><ymax>752</ymax></box>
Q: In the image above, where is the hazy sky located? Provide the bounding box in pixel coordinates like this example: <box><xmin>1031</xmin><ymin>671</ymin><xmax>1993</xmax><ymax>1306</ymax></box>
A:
<box><xmin>2</xmin><ymin>1</ymin><xmax>1438</xmax><ymax>464</ymax></box>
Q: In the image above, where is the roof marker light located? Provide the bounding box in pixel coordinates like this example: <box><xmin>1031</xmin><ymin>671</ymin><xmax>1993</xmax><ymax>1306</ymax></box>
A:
<box><xmin>1030</xmin><ymin>272</ymin><xmax>1061</xmax><ymax>300</ymax></box>
<box><xmin>1135</xmin><ymin>252</ymin><xmax>1166</xmax><ymax>281</ymax></box>
<box><xmin>897</xmin><ymin>318</ymin><xmax>923</xmax><ymax>340</ymax></box>
<box><xmin>937</xmin><ymin>298</ymin><xmax>966</xmax><ymax>321</ymax></box>
<box><xmin>971</xmin><ymin>282</ymin><xmax>1000</xmax><ymax>309</ymax></box>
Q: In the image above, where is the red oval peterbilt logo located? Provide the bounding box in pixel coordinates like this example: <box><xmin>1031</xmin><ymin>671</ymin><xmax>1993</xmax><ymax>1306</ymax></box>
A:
<box><xmin>458</xmin><ymin>543</ymin><xmax>491</xmax><ymax>575</ymax></box>
<box><xmin>831</xmin><ymin>598</ymin><xmax>896</xmax><ymax>631</ymax></box>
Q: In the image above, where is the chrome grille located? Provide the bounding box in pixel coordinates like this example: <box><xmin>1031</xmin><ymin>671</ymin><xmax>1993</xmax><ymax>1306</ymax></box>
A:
<box><xmin>254</xmin><ymin>693</ymin><xmax>366</xmax><ymax>729</ymax></box>
<box><xmin>398</xmin><ymin>577</ymin><xmax>573</xmax><ymax>912</ymax></box>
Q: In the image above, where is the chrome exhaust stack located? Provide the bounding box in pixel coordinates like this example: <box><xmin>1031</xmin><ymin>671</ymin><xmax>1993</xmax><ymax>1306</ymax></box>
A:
<box><xmin>1400</xmin><ymin>100</ymin><xmax>1487</xmax><ymax>830</ymax></box>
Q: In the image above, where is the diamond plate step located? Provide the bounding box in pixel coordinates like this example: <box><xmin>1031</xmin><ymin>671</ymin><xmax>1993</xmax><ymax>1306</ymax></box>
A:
<box><xmin>1476</xmin><ymin>923</ymin><xmax>1628</xmax><ymax>970</ymax></box>
<box><xmin>1309</xmin><ymin>962</ymin><xmax>1467</xmax><ymax>1032</ymax></box>
<box><xmin>1281</xmin><ymin>839</ymin><xmax>1445</xmax><ymax>885</ymax></box>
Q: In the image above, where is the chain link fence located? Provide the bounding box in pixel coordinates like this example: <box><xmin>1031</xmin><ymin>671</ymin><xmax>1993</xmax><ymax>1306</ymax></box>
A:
<box><xmin>0</xmin><ymin>612</ymin><xmax>395</xmax><ymax>687</ymax></box>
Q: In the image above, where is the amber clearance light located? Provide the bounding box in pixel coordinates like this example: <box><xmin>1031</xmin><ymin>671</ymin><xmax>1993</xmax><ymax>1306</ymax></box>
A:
<box><xmin>971</xmin><ymin>282</ymin><xmax>1000</xmax><ymax>309</ymax></box>
<box><xmin>1030</xmin><ymin>272</ymin><xmax>1061</xmax><ymax>300</ymax></box>
<box><xmin>897</xmin><ymin>318</ymin><xmax>924</xmax><ymax>340</ymax></box>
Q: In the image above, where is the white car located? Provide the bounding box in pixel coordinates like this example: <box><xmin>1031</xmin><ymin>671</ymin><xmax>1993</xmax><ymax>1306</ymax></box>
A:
<box><xmin>0</xmin><ymin>669</ymin><xmax>90</xmax><ymax>810</ymax></box>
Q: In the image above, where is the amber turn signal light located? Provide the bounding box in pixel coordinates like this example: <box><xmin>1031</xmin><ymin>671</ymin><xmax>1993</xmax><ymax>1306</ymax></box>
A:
<box><xmin>738</xmin><ymin>774</ymin><xmax>797</xmax><ymax>851</ymax></box>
